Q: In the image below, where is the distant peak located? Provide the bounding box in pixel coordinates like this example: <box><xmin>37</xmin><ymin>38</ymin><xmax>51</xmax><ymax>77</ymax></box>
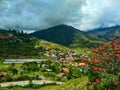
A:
<box><xmin>53</xmin><ymin>24</ymin><xmax>71</xmax><ymax>28</ymax></box>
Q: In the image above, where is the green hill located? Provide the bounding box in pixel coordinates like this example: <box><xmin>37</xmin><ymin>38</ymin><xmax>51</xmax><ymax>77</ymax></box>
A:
<box><xmin>31</xmin><ymin>24</ymin><xmax>99</xmax><ymax>48</ymax></box>
<box><xmin>31</xmin><ymin>25</ymin><xmax>120</xmax><ymax>49</ymax></box>
<box><xmin>87</xmin><ymin>25</ymin><xmax>120</xmax><ymax>41</ymax></box>
<box><xmin>0</xmin><ymin>29</ymin><xmax>69</xmax><ymax>59</ymax></box>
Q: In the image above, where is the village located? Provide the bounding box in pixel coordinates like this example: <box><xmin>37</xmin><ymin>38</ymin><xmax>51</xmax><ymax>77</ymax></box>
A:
<box><xmin>0</xmin><ymin>48</ymin><xmax>88</xmax><ymax>88</ymax></box>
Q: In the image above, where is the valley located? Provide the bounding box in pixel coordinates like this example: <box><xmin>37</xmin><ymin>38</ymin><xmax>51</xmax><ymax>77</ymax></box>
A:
<box><xmin>0</xmin><ymin>0</ymin><xmax>120</xmax><ymax>89</ymax></box>
<box><xmin>0</xmin><ymin>25</ymin><xmax>120</xmax><ymax>90</ymax></box>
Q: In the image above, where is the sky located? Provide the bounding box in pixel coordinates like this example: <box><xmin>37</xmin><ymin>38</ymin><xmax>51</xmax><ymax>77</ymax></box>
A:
<box><xmin>0</xmin><ymin>0</ymin><xmax>120</xmax><ymax>32</ymax></box>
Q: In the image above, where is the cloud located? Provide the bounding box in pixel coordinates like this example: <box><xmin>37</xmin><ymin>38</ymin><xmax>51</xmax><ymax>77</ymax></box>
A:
<box><xmin>0</xmin><ymin>0</ymin><xmax>120</xmax><ymax>31</ymax></box>
<box><xmin>0</xmin><ymin>0</ymin><xmax>86</xmax><ymax>31</ymax></box>
<box><xmin>76</xmin><ymin>0</ymin><xmax>120</xmax><ymax>30</ymax></box>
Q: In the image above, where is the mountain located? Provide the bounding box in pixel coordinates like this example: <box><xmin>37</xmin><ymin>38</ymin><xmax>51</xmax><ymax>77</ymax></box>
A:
<box><xmin>31</xmin><ymin>24</ymin><xmax>98</xmax><ymax>48</ymax></box>
<box><xmin>87</xmin><ymin>25</ymin><xmax>120</xmax><ymax>41</ymax></box>
<box><xmin>2</xmin><ymin>24</ymin><xmax>119</xmax><ymax>58</ymax></box>
<box><xmin>31</xmin><ymin>24</ymin><xmax>81</xmax><ymax>46</ymax></box>
<box><xmin>0</xmin><ymin>29</ymin><xmax>68</xmax><ymax>59</ymax></box>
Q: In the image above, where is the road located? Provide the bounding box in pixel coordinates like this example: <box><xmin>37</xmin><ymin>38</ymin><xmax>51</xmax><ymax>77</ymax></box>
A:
<box><xmin>0</xmin><ymin>80</ymin><xmax>63</xmax><ymax>87</ymax></box>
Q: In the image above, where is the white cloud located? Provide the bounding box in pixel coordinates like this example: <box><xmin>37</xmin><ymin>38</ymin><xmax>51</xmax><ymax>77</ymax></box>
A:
<box><xmin>0</xmin><ymin>0</ymin><xmax>86</xmax><ymax>30</ymax></box>
<box><xmin>0</xmin><ymin>0</ymin><xmax>120</xmax><ymax>31</ymax></box>
<box><xmin>74</xmin><ymin>0</ymin><xmax>120</xmax><ymax>30</ymax></box>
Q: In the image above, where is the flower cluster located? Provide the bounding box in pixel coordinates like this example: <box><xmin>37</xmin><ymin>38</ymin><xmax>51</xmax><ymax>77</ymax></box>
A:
<box><xmin>87</xmin><ymin>40</ymin><xmax>120</xmax><ymax>89</ymax></box>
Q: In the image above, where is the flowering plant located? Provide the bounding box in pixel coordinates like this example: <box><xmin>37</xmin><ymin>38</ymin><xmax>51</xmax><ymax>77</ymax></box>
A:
<box><xmin>87</xmin><ymin>40</ymin><xmax>120</xmax><ymax>89</ymax></box>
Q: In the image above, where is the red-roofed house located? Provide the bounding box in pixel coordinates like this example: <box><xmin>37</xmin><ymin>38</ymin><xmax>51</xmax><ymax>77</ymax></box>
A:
<box><xmin>0</xmin><ymin>72</ymin><xmax>5</xmax><ymax>77</ymax></box>
<box><xmin>62</xmin><ymin>68</ymin><xmax>69</xmax><ymax>73</ymax></box>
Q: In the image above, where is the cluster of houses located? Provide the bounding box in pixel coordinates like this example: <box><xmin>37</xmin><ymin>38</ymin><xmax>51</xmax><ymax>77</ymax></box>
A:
<box><xmin>38</xmin><ymin>48</ymin><xmax>80</xmax><ymax>61</ymax></box>
<box><xmin>0</xmin><ymin>41</ymin><xmax>89</xmax><ymax>81</ymax></box>
<box><xmin>38</xmin><ymin>49</ymin><xmax>89</xmax><ymax>77</ymax></box>
<box><xmin>45</xmin><ymin>49</ymin><xmax>87</xmax><ymax>65</ymax></box>
<box><xmin>0</xmin><ymin>33</ymin><xmax>13</xmax><ymax>39</ymax></box>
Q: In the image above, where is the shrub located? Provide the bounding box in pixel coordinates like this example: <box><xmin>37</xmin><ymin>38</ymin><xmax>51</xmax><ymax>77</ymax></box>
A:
<box><xmin>87</xmin><ymin>40</ymin><xmax>120</xmax><ymax>90</ymax></box>
<box><xmin>4</xmin><ymin>74</ymin><xmax>13</xmax><ymax>82</ymax></box>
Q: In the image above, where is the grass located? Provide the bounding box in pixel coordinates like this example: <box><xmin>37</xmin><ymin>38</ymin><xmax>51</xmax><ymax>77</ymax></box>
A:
<box><xmin>35</xmin><ymin>40</ymin><xmax>69</xmax><ymax>50</ymax></box>
<box><xmin>72</xmin><ymin>47</ymin><xmax>92</xmax><ymax>56</ymax></box>
<box><xmin>0</xmin><ymin>62</ymin><xmax>22</xmax><ymax>72</ymax></box>
<box><xmin>39</xmin><ymin>76</ymin><xmax>88</xmax><ymax>90</ymax></box>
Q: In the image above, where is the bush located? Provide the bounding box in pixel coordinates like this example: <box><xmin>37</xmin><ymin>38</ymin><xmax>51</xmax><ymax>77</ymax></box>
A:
<box><xmin>13</xmin><ymin>74</ymin><xmax>32</xmax><ymax>81</ymax></box>
<box><xmin>4</xmin><ymin>74</ymin><xmax>13</xmax><ymax>82</ymax></box>
<box><xmin>87</xmin><ymin>40</ymin><xmax>120</xmax><ymax>90</ymax></box>
<box><xmin>43</xmin><ymin>72</ymin><xmax>56</xmax><ymax>77</ymax></box>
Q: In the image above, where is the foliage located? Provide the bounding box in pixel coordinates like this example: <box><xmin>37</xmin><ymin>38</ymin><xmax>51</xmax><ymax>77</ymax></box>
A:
<box><xmin>87</xmin><ymin>26</ymin><xmax>120</xmax><ymax>41</ymax></box>
<box><xmin>0</xmin><ymin>29</ymin><xmax>39</xmax><ymax>58</ymax></box>
<box><xmin>67</xmin><ymin>65</ymin><xmax>82</xmax><ymax>80</ymax></box>
<box><xmin>22</xmin><ymin>62</ymin><xmax>39</xmax><ymax>72</ymax></box>
<box><xmin>87</xmin><ymin>40</ymin><xmax>120</xmax><ymax>90</ymax></box>
<box><xmin>31</xmin><ymin>24</ymin><xmax>100</xmax><ymax>48</ymax></box>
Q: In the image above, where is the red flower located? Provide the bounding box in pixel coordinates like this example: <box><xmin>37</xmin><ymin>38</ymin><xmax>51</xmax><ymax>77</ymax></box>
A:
<box><xmin>95</xmin><ymin>78</ymin><xmax>100</xmax><ymax>83</ymax></box>
<box><xmin>92</xmin><ymin>82</ymin><xmax>97</xmax><ymax>85</ymax></box>
<box><xmin>109</xmin><ymin>74</ymin><xmax>114</xmax><ymax>77</ymax></box>
<box><xmin>92</xmin><ymin>50</ymin><xmax>96</xmax><ymax>54</ymax></box>
<box><xmin>59</xmin><ymin>58</ymin><xmax>65</xmax><ymax>61</ymax></box>
<box><xmin>91</xmin><ymin>59</ymin><xmax>100</xmax><ymax>64</ymax></box>
<box><xmin>113</xmin><ymin>82</ymin><xmax>119</xmax><ymax>86</ymax></box>
<box><xmin>62</xmin><ymin>68</ymin><xmax>69</xmax><ymax>73</ymax></box>
<box><xmin>79</xmin><ymin>63</ymin><xmax>88</xmax><ymax>68</ymax></box>
<box><xmin>115</xmin><ymin>54</ymin><xmax>120</xmax><ymax>57</ymax></box>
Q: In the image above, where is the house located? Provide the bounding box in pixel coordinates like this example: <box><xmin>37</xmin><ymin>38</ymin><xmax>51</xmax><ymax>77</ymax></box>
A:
<box><xmin>0</xmin><ymin>72</ymin><xmax>5</xmax><ymax>77</ymax></box>
<box><xmin>50</xmin><ymin>54</ymin><xmax>57</xmax><ymax>58</ymax></box>
<box><xmin>46</xmin><ymin>69</ymin><xmax>52</xmax><ymax>72</ymax></box>
<box><xmin>62</xmin><ymin>68</ymin><xmax>69</xmax><ymax>73</ymax></box>
<box><xmin>0</xmin><ymin>35</ymin><xmax>8</xmax><ymax>39</ymax></box>
<box><xmin>56</xmin><ymin>73</ymin><xmax>64</xmax><ymax>77</ymax></box>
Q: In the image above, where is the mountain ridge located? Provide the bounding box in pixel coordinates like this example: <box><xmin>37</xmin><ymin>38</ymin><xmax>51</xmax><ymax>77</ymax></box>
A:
<box><xmin>30</xmin><ymin>24</ymin><xmax>100</xmax><ymax>48</ymax></box>
<box><xmin>87</xmin><ymin>25</ymin><xmax>120</xmax><ymax>41</ymax></box>
<box><xmin>31</xmin><ymin>24</ymin><xmax>120</xmax><ymax>48</ymax></box>
<box><xmin>31</xmin><ymin>24</ymin><xmax>83</xmax><ymax>46</ymax></box>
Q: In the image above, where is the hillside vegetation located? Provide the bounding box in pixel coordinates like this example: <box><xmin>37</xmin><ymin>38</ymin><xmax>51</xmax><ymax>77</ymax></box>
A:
<box><xmin>87</xmin><ymin>25</ymin><xmax>120</xmax><ymax>41</ymax></box>
<box><xmin>40</xmin><ymin>76</ymin><xmax>88</xmax><ymax>90</ymax></box>
<box><xmin>31</xmin><ymin>24</ymin><xmax>100</xmax><ymax>48</ymax></box>
<box><xmin>0</xmin><ymin>29</ymin><xmax>69</xmax><ymax>59</ymax></box>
